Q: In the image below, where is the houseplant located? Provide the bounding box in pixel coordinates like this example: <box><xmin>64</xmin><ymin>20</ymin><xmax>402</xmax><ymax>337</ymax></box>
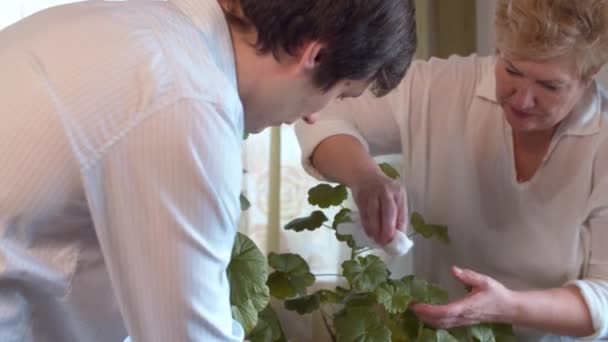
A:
<box><xmin>229</xmin><ymin>163</ymin><xmax>514</xmax><ymax>342</ymax></box>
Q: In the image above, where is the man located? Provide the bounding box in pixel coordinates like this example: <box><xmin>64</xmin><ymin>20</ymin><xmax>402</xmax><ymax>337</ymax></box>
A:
<box><xmin>0</xmin><ymin>0</ymin><xmax>416</xmax><ymax>341</ymax></box>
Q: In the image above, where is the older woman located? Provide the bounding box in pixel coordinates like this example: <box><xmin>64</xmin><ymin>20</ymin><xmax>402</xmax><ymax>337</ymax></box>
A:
<box><xmin>295</xmin><ymin>0</ymin><xmax>608</xmax><ymax>340</ymax></box>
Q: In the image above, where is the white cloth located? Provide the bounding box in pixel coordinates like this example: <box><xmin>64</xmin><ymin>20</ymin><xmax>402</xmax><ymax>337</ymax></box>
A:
<box><xmin>0</xmin><ymin>0</ymin><xmax>244</xmax><ymax>341</ymax></box>
<box><xmin>335</xmin><ymin>212</ymin><xmax>413</xmax><ymax>256</ymax></box>
<box><xmin>296</xmin><ymin>55</ymin><xmax>608</xmax><ymax>341</ymax></box>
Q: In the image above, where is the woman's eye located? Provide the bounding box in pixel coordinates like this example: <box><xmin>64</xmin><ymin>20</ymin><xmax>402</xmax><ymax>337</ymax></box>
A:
<box><xmin>506</xmin><ymin>68</ymin><xmax>520</xmax><ymax>76</ymax></box>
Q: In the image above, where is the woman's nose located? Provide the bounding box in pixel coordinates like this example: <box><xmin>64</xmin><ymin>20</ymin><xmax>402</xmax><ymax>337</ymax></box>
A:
<box><xmin>512</xmin><ymin>85</ymin><xmax>535</xmax><ymax>110</ymax></box>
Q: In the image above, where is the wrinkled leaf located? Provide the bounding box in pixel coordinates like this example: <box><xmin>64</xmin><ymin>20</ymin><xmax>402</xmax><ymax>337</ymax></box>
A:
<box><xmin>492</xmin><ymin>323</ymin><xmax>516</xmax><ymax>342</ymax></box>
<box><xmin>410</xmin><ymin>212</ymin><xmax>425</xmax><ymax>229</ymax></box>
<box><xmin>375</xmin><ymin>281</ymin><xmax>412</xmax><ymax>314</ymax></box>
<box><xmin>379</xmin><ymin>162</ymin><xmax>400</xmax><ymax>180</ymax></box>
<box><xmin>335</xmin><ymin>307</ymin><xmax>391</xmax><ymax>342</ymax></box>
<box><xmin>401</xmin><ymin>310</ymin><xmax>423</xmax><ymax>340</ymax></box>
<box><xmin>284</xmin><ymin>293</ymin><xmax>321</xmax><ymax>314</ymax></box>
<box><xmin>410</xmin><ymin>213</ymin><xmax>449</xmax><ymax>245</ymax></box>
<box><xmin>448</xmin><ymin>327</ymin><xmax>470</xmax><ymax>341</ymax></box>
<box><xmin>228</xmin><ymin>233</ymin><xmax>270</xmax><ymax>333</ymax></box>
<box><xmin>318</xmin><ymin>289</ymin><xmax>342</xmax><ymax>304</ymax></box>
<box><xmin>418</xmin><ymin>328</ymin><xmax>438</xmax><ymax>342</ymax></box>
<box><xmin>332</xmin><ymin>208</ymin><xmax>353</xmax><ymax>229</ymax></box>
<box><xmin>384</xmin><ymin>313</ymin><xmax>412</xmax><ymax>342</ymax></box>
<box><xmin>401</xmin><ymin>275</ymin><xmax>448</xmax><ymax>305</ymax></box>
<box><xmin>471</xmin><ymin>324</ymin><xmax>496</xmax><ymax>342</ymax></box>
<box><xmin>343</xmin><ymin>255</ymin><xmax>389</xmax><ymax>292</ymax></box>
<box><xmin>342</xmin><ymin>292</ymin><xmax>377</xmax><ymax>309</ymax></box>
<box><xmin>267</xmin><ymin>253</ymin><xmax>315</xmax><ymax>299</ymax></box>
<box><xmin>336</xmin><ymin>231</ymin><xmax>358</xmax><ymax>249</ymax></box>
<box><xmin>247</xmin><ymin>305</ymin><xmax>286</xmax><ymax>342</ymax></box>
<box><xmin>308</xmin><ymin>183</ymin><xmax>348</xmax><ymax>208</ymax></box>
<box><xmin>437</xmin><ymin>329</ymin><xmax>459</xmax><ymax>342</ymax></box>
<box><xmin>240</xmin><ymin>193</ymin><xmax>251</xmax><ymax>211</ymax></box>
<box><xmin>232</xmin><ymin>299</ymin><xmax>262</xmax><ymax>336</ymax></box>
<box><xmin>418</xmin><ymin>329</ymin><xmax>459</xmax><ymax>342</ymax></box>
<box><xmin>284</xmin><ymin>211</ymin><xmax>328</xmax><ymax>232</ymax></box>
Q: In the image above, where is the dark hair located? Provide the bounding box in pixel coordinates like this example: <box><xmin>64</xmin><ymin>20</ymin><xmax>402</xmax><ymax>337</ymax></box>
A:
<box><xmin>222</xmin><ymin>0</ymin><xmax>417</xmax><ymax>96</ymax></box>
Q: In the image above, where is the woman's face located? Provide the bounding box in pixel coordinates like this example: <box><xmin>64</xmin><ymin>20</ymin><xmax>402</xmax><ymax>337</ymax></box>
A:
<box><xmin>495</xmin><ymin>52</ymin><xmax>592</xmax><ymax>134</ymax></box>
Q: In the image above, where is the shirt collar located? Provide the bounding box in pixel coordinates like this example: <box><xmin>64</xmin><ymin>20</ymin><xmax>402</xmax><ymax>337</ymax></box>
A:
<box><xmin>475</xmin><ymin>56</ymin><xmax>602</xmax><ymax>137</ymax></box>
<box><xmin>169</xmin><ymin>0</ymin><xmax>238</xmax><ymax>90</ymax></box>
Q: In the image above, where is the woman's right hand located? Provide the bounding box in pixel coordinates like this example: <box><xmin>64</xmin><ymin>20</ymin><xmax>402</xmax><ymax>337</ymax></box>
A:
<box><xmin>349</xmin><ymin>172</ymin><xmax>408</xmax><ymax>245</ymax></box>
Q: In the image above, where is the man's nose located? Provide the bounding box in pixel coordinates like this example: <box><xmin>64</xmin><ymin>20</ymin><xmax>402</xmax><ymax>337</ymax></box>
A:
<box><xmin>303</xmin><ymin>112</ymin><xmax>320</xmax><ymax>125</ymax></box>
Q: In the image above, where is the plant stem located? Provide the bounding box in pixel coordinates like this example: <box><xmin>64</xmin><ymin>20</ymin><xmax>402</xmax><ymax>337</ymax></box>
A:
<box><xmin>408</xmin><ymin>232</ymin><xmax>418</xmax><ymax>239</ymax></box>
<box><xmin>321</xmin><ymin>310</ymin><xmax>336</xmax><ymax>342</ymax></box>
<box><xmin>353</xmin><ymin>247</ymin><xmax>374</xmax><ymax>256</ymax></box>
<box><xmin>323</xmin><ymin>224</ymin><xmax>334</xmax><ymax>230</ymax></box>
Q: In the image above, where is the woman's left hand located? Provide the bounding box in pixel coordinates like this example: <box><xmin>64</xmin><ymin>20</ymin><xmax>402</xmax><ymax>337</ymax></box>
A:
<box><xmin>410</xmin><ymin>266</ymin><xmax>516</xmax><ymax>329</ymax></box>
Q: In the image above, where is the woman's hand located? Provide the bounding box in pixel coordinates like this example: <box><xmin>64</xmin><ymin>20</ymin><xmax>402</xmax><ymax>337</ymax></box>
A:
<box><xmin>349</xmin><ymin>172</ymin><xmax>408</xmax><ymax>245</ymax></box>
<box><xmin>410</xmin><ymin>266</ymin><xmax>516</xmax><ymax>329</ymax></box>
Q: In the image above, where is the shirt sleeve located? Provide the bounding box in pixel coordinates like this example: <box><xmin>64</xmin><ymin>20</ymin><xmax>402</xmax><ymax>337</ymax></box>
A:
<box><xmin>569</xmin><ymin>138</ymin><xmax>608</xmax><ymax>340</ymax></box>
<box><xmin>81</xmin><ymin>99</ymin><xmax>244</xmax><ymax>342</ymax></box>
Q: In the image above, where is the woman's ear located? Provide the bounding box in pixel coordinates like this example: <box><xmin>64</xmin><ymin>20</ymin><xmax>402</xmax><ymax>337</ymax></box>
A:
<box><xmin>584</xmin><ymin>65</ymin><xmax>602</xmax><ymax>87</ymax></box>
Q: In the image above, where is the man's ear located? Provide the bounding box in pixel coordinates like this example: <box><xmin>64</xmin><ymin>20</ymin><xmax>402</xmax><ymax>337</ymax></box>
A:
<box><xmin>297</xmin><ymin>41</ymin><xmax>324</xmax><ymax>73</ymax></box>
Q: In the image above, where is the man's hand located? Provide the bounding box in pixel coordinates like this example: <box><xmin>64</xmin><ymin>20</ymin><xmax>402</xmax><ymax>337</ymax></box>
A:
<box><xmin>410</xmin><ymin>266</ymin><xmax>516</xmax><ymax>329</ymax></box>
<box><xmin>350</xmin><ymin>173</ymin><xmax>408</xmax><ymax>245</ymax></box>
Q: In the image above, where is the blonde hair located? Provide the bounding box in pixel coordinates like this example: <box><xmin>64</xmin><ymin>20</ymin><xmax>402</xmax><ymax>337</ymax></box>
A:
<box><xmin>495</xmin><ymin>0</ymin><xmax>608</xmax><ymax>78</ymax></box>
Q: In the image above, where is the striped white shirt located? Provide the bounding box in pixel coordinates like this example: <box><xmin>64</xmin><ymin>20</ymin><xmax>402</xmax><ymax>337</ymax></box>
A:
<box><xmin>0</xmin><ymin>0</ymin><xmax>244</xmax><ymax>341</ymax></box>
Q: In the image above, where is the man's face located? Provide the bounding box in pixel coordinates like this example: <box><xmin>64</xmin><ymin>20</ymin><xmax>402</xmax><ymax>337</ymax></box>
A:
<box><xmin>245</xmin><ymin>77</ymin><xmax>369</xmax><ymax>133</ymax></box>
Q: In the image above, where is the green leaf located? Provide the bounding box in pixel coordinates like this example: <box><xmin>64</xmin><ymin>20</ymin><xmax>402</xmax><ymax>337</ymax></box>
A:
<box><xmin>401</xmin><ymin>275</ymin><xmax>449</xmax><ymax>305</ymax></box>
<box><xmin>284</xmin><ymin>293</ymin><xmax>321</xmax><ymax>314</ymax></box>
<box><xmin>490</xmin><ymin>323</ymin><xmax>516</xmax><ymax>342</ymax></box>
<box><xmin>308</xmin><ymin>183</ymin><xmax>348</xmax><ymax>208</ymax></box>
<box><xmin>449</xmin><ymin>327</ymin><xmax>470</xmax><ymax>341</ymax></box>
<box><xmin>334</xmin><ymin>307</ymin><xmax>391</xmax><ymax>342</ymax></box>
<box><xmin>332</xmin><ymin>208</ymin><xmax>359</xmax><ymax>248</ymax></box>
<box><xmin>332</xmin><ymin>208</ymin><xmax>353</xmax><ymax>229</ymax></box>
<box><xmin>436</xmin><ymin>330</ymin><xmax>459</xmax><ymax>342</ymax></box>
<box><xmin>336</xmin><ymin>231</ymin><xmax>358</xmax><ymax>249</ymax></box>
<box><xmin>240</xmin><ymin>193</ymin><xmax>251</xmax><ymax>211</ymax></box>
<box><xmin>375</xmin><ymin>281</ymin><xmax>412</xmax><ymax>314</ymax></box>
<box><xmin>384</xmin><ymin>312</ymin><xmax>413</xmax><ymax>342</ymax></box>
<box><xmin>400</xmin><ymin>310</ymin><xmax>423</xmax><ymax>340</ymax></box>
<box><xmin>318</xmin><ymin>289</ymin><xmax>342</xmax><ymax>304</ymax></box>
<box><xmin>410</xmin><ymin>212</ymin><xmax>425</xmax><ymax>228</ymax></box>
<box><xmin>342</xmin><ymin>255</ymin><xmax>389</xmax><ymax>292</ymax></box>
<box><xmin>470</xmin><ymin>324</ymin><xmax>496</xmax><ymax>342</ymax></box>
<box><xmin>247</xmin><ymin>305</ymin><xmax>287</xmax><ymax>342</ymax></box>
<box><xmin>284</xmin><ymin>211</ymin><xmax>328</xmax><ymax>232</ymax></box>
<box><xmin>228</xmin><ymin>233</ymin><xmax>270</xmax><ymax>333</ymax></box>
<box><xmin>418</xmin><ymin>328</ymin><xmax>438</xmax><ymax>342</ymax></box>
<box><xmin>417</xmin><ymin>329</ymin><xmax>458</xmax><ymax>342</ymax></box>
<box><xmin>342</xmin><ymin>292</ymin><xmax>377</xmax><ymax>309</ymax></box>
<box><xmin>410</xmin><ymin>212</ymin><xmax>450</xmax><ymax>245</ymax></box>
<box><xmin>379</xmin><ymin>162</ymin><xmax>400</xmax><ymax>180</ymax></box>
<box><xmin>267</xmin><ymin>253</ymin><xmax>315</xmax><ymax>299</ymax></box>
<box><xmin>426</xmin><ymin>224</ymin><xmax>450</xmax><ymax>244</ymax></box>
<box><xmin>232</xmin><ymin>299</ymin><xmax>264</xmax><ymax>336</ymax></box>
